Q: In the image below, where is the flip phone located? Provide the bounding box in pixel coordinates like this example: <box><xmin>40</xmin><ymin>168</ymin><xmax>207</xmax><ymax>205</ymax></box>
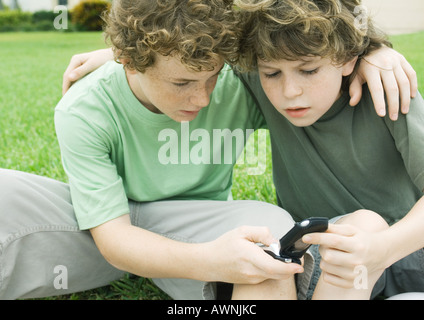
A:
<box><xmin>266</xmin><ymin>217</ymin><xmax>329</xmax><ymax>264</ymax></box>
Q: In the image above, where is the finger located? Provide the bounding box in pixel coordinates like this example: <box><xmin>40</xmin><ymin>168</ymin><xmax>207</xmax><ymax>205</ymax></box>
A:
<box><xmin>62</xmin><ymin>62</ymin><xmax>95</xmax><ymax>95</ymax></box>
<box><xmin>361</xmin><ymin>67</ymin><xmax>387</xmax><ymax>117</ymax></box>
<box><xmin>63</xmin><ymin>54</ymin><xmax>86</xmax><ymax>78</ymax></box>
<box><xmin>392</xmin><ymin>65</ymin><xmax>412</xmax><ymax>114</ymax></box>
<box><xmin>399</xmin><ymin>54</ymin><xmax>418</xmax><ymax>98</ymax></box>
<box><xmin>319</xmin><ymin>245</ymin><xmax>353</xmax><ymax>266</ymax></box>
<box><xmin>303</xmin><ymin>233</ymin><xmax>349</xmax><ymax>251</ymax></box>
<box><xmin>321</xmin><ymin>271</ymin><xmax>354</xmax><ymax>289</ymax></box>
<box><xmin>69</xmin><ymin>64</ymin><xmax>91</xmax><ymax>81</ymax></box>
<box><xmin>319</xmin><ymin>258</ymin><xmax>356</xmax><ymax>280</ymax></box>
<box><xmin>252</xmin><ymin>244</ymin><xmax>304</xmax><ymax>279</ymax></box>
<box><xmin>303</xmin><ymin>224</ymin><xmax>356</xmax><ymax>251</ymax></box>
<box><xmin>62</xmin><ymin>55</ymin><xmax>86</xmax><ymax>95</ymax></box>
<box><xmin>304</xmin><ymin>223</ymin><xmax>355</xmax><ymax>241</ymax></box>
<box><xmin>348</xmin><ymin>75</ymin><xmax>364</xmax><ymax>107</ymax></box>
<box><xmin>62</xmin><ymin>77</ymin><xmax>72</xmax><ymax>96</ymax></box>
<box><xmin>326</xmin><ymin>223</ymin><xmax>357</xmax><ymax>236</ymax></box>
<box><xmin>62</xmin><ymin>70</ymin><xmax>79</xmax><ymax>95</ymax></box>
<box><xmin>264</xmin><ymin>258</ymin><xmax>304</xmax><ymax>279</ymax></box>
<box><xmin>259</xmin><ymin>248</ymin><xmax>304</xmax><ymax>278</ymax></box>
<box><xmin>380</xmin><ymin>69</ymin><xmax>400</xmax><ymax>120</ymax></box>
<box><xmin>239</xmin><ymin>226</ymin><xmax>277</xmax><ymax>247</ymax></box>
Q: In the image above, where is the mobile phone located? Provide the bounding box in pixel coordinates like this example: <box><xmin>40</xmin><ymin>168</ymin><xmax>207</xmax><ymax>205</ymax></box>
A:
<box><xmin>265</xmin><ymin>217</ymin><xmax>329</xmax><ymax>264</ymax></box>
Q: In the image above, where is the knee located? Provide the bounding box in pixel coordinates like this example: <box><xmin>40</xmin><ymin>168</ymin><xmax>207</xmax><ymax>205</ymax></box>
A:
<box><xmin>0</xmin><ymin>169</ymin><xmax>21</xmax><ymax>202</ymax></box>
<box><xmin>338</xmin><ymin>209</ymin><xmax>389</xmax><ymax>233</ymax></box>
<box><xmin>251</xmin><ymin>201</ymin><xmax>295</xmax><ymax>238</ymax></box>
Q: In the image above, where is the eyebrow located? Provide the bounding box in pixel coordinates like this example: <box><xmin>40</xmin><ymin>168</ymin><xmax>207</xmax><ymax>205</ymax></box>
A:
<box><xmin>258</xmin><ymin>58</ymin><xmax>318</xmax><ymax>69</ymax></box>
<box><xmin>171</xmin><ymin>65</ymin><xmax>225</xmax><ymax>82</ymax></box>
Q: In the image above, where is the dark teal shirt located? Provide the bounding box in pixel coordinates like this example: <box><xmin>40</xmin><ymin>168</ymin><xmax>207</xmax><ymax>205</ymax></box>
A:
<box><xmin>238</xmin><ymin>71</ymin><xmax>424</xmax><ymax>225</ymax></box>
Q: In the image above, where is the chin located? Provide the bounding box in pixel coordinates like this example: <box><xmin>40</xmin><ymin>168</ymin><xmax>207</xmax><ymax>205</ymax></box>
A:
<box><xmin>172</xmin><ymin>115</ymin><xmax>198</xmax><ymax>123</ymax></box>
<box><xmin>286</xmin><ymin>118</ymin><xmax>315</xmax><ymax>127</ymax></box>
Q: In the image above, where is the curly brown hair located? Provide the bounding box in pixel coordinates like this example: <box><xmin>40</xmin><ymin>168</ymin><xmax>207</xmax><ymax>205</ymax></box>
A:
<box><xmin>103</xmin><ymin>0</ymin><xmax>241</xmax><ymax>73</ymax></box>
<box><xmin>235</xmin><ymin>0</ymin><xmax>392</xmax><ymax>73</ymax></box>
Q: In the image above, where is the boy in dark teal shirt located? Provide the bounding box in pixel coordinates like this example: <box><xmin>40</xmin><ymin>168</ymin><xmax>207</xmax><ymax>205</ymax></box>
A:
<box><xmin>236</xmin><ymin>0</ymin><xmax>424</xmax><ymax>299</ymax></box>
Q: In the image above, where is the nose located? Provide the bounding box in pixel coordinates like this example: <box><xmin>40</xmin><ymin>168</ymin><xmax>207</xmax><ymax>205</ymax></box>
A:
<box><xmin>190</xmin><ymin>85</ymin><xmax>212</xmax><ymax>108</ymax></box>
<box><xmin>282</xmin><ymin>79</ymin><xmax>303</xmax><ymax>99</ymax></box>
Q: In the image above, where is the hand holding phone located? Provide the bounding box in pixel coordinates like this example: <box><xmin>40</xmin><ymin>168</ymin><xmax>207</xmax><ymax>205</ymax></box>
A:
<box><xmin>266</xmin><ymin>217</ymin><xmax>329</xmax><ymax>264</ymax></box>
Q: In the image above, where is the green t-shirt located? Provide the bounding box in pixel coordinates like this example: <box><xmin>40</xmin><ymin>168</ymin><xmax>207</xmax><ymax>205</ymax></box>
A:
<box><xmin>55</xmin><ymin>62</ymin><xmax>265</xmax><ymax>230</ymax></box>
<box><xmin>238</xmin><ymin>71</ymin><xmax>424</xmax><ymax>225</ymax></box>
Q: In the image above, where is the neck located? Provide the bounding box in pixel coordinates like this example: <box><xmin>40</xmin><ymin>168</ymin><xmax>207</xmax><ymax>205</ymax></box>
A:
<box><xmin>125</xmin><ymin>69</ymin><xmax>161</xmax><ymax>114</ymax></box>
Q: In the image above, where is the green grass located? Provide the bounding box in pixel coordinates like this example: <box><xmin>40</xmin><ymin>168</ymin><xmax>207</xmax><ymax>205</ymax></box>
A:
<box><xmin>0</xmin><ymin>32</ymin><xmax>106</xmax><ymax>180</ymax></box>
<box><xmin>1</xmin><ymin>31</ymin><xmax>423</xmax><ymax>300</ymax></box>
<box><xmin>390</xmin><ymin>32</ymin><xmax>424</xmax><ymax>93</ymax></box>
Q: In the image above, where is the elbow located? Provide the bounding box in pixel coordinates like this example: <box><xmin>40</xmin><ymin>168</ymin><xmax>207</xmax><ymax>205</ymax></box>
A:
<box><xmin>89</xmin><ymin>215</ymin><xmax>131</xmax><ymax>271</ymax></box>
<box><xmin>95</xmin><ymin>239</ymin><xmax>122</xmax><ymax>270</ymax></box>
<box><xmin>91</xmin><ymin>230</ymin><xmax>124</xmax><ymax>271</ymax></box>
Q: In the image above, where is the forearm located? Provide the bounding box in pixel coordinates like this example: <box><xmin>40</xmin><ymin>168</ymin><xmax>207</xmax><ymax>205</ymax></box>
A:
<box><xmin>381</xmin><ymin>195</ymin><xmax>424</xmax><ymax>268</ymax></box>
<box><xmin>90</xmin><ymin>214</ymin><xmax>212</xmax><ymax>281</ymax></box>
<box><xmin>91</xmin><ymin>213</ymin><xmax>303</xmax><ymax>286</ymax></box>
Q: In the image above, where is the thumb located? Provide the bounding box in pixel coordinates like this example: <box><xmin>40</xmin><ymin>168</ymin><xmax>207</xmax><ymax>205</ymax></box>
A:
<box><xmin>240</xmin><ymin>226</ymin><xmax>278</xmax><ymax>247</ymax></box>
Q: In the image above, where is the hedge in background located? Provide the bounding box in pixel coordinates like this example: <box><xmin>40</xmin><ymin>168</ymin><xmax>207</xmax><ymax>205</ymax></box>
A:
<box><xmin>71</xmin><ymin>0</ymin><xmax>111</xmax><ymax>31</ymax></box>
<box><xmin>0</xmin><ymin>10</ymin><xmax>31</xmax><ymax>32</ymax></box>
<box><xmin>0</xmin><ymin>0</ymin><xmax>111</xmax><ymax>32</ymax></box>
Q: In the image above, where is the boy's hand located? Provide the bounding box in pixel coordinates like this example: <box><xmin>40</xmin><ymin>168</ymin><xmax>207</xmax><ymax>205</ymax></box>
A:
<box><xmin>303</xmin><ymin>224</ymin><xmax>387</xmax><ymax>289</ymax></box>
<box><xmin>204</xmin><ymin>226</ymin><xmax>303</xmax><ymax>285</ymax></box>
<box><xmin>350</xmin><ymin>47</ymin><xmax>418</xmax><ymax>120</ymax></box>
<box><xmin>62</xmin><ymin>48</ymin><xmax>114</xmax><ymax>95</ymax></box>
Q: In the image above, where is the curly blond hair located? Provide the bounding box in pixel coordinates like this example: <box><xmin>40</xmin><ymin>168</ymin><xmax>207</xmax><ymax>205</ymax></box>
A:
<box><xmin>103</xmin><ymin>0</ymin><xmax>240</xmax><ymax>73</ymax></box>
<box><xmin>235</xmin><ymin>0</ymin><xmax>391</xmax><ymax>72</ymax></box>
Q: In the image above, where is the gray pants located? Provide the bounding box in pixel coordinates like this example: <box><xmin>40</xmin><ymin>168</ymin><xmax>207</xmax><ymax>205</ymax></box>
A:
<box><xmin>0</xmin><ymin>169</ymin><xmax>298</xmax><ymax>300</ymax></box>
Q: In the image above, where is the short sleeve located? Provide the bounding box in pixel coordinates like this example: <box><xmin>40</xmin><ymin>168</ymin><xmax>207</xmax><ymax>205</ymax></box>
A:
<box><xmin>384</xmin><ymin>92</ymin><xmax>424</xmax><ymax>192</ymax></box>
<box><xmin>55</xmin><ymin>109</ymin><xmax>130</xmax><ymax>229</ymax></box>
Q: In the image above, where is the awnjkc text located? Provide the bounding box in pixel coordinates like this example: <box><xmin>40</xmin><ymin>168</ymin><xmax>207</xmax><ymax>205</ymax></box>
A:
<box><xmin>167</xmin><ymin>303</ymin><xmax>257</xmax><ymax>317</ymax></box>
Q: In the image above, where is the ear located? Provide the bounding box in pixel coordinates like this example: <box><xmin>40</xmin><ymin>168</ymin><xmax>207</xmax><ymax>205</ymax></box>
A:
<box><xmin>341</xmin><ymin>56</ymin><xmax>359</xmax><ymax>77</ymax></box>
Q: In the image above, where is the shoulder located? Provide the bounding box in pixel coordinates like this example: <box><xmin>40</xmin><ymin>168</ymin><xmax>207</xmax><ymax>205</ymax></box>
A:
<box><xmin>55</xmin><ymin>61</ymin><xmax>126</xmax><ymax>122</ymax></box>
<box><xmin>55</xmin><ymin>62</ymin><xmax>126</xmax><ymax>143</ymax></box>
<box><xmin>211</xmin><ymin>64</ymin><xmax>258</xmax><ymax>111</ymax></box>
<box><xmin>213</xmin><ymin>64</ymin><xmax>246</xmax><ymax>94</ymax></box>
<box><xmin>56</xmin><ymin>61</ymin><xmax>124</xmax><ymax>114</ymax></box>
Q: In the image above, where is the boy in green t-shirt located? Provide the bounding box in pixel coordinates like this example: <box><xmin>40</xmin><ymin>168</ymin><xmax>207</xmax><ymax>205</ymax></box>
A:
<box><xmin>235</xmin><ymin>0</ymin><xmax>424</xmax><ymax>299</ymax></box>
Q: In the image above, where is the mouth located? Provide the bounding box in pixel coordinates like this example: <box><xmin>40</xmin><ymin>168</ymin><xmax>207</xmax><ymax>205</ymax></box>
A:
<box><xmin>180</xmin><ymin>109</ymin><xmax>202</xmax><ymax>116</ymax></box>
<box><xmin>284</xmin><ymin>107</ymin><xmax>310</xmax><ymax>118</ymax></box>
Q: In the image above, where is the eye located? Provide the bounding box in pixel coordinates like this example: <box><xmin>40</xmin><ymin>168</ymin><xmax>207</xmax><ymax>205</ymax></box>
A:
<box><xmin>301</xmin><ymin>68</ymin><xmax>319</xmax><ymax>75</ymax></box>
<box><xmin>173</xmin><ymin>82</ymin><xmax>190</xmax><ymax>87</ymax></box>
<box><xmin>264</xmin><ymin>71</ymin><xmax>281</xmax><ymax>79</ymax></box>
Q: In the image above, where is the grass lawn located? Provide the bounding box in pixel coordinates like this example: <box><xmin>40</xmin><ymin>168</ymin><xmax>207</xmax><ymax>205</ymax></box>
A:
<box><xmin>1</xmin><ymin>31</ymin><xmax>423</xmax><ymax>300</ymax></box>
<box><xmin>391</xmin><ymin>32</ymin><xmax>424</xmax><ymax>88</ymax></box>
